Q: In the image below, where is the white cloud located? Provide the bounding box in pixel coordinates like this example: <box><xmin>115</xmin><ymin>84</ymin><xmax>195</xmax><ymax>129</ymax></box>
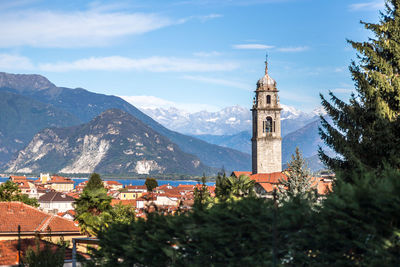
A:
<box><xmin>277</xmin><ymin>46</ymin><xmax>309</xmax><ymax>52</ymax></box>
<box><xmin>0</xmin><ymin>54</ymin><xmax>34</xmax><ymax>70</ymax></box>
<box><xmin>331</xmin><ymin>88</ymin><xmax>354</xmax><ymax>94</ymax></box>
<box><xmin>119</xmin><ymin>95</ymin><xmax>220</xmax><ymax>112</ymax></box>
<box><xmin>233</xmin><ymin>44</ymin><xmax>308</xmax><ymax>52</ymax></box>
<box><xmin>349</xmin><ymin>1</ymin><xmax>385</xmax><ymax>11</ymax></box>
<box><xmin>0</xmin><ymin>9</ymin><xmax>173</xmax><ymax>48</ymax></box>
<box><xmin>233</xmin><ymin>44</ymin><xmax>275</xmax><ymax>50</ymax></box>
<box><xmin>38</xmin><ymin>56</ymin><xmax>239</xmax><ymax>72</ymax></box>
<box><xmin>182</xmin><ymin>75</ymin><xmax>251</xmax><ymax>90</ymax></box>
<box><xmin>193</xmin><ymin>51</ymin><xmax>222</xmax><ymax>57</ymax></box>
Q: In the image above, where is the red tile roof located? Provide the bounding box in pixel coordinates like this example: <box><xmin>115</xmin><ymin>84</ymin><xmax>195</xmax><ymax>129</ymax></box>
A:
<box><xmin>231</xmin><ymin>171</ymin><xmax>252</xmax><ymax>177</ymax></box>
<box><xmin>104</xmin><ymin>180</ymin><xmax>122</xmax><ymax>185</ymax></box>
<box><xmin>9</xmin><ymin>176</ymin><xmax>28</xmax><ymax>184</ymax></box>
<box><xmin>0</xmin><ymin>238</ymin><xmax>88</xmax><ymax>265</ymax></box>
<box><xmin>57</xmin><ymin>209</ymin><xmax>76</xmax><ymax>218</ymax></box>
<box><xmin>249</xmin><ymin>172</ymin><xmax>287</xmax><ymax>184</ymax></box>
<box><xmin>111</xmin><ymin>199</ymin><xmax>137</xmax><ymax>207</ymax></box>
<box><xmin>233</xmin><ymin>171</ymin><xmax>332</xmax><ymax>196</ymax></box>
<box><xmin>0</xmin><ymin>202</ymin><xmax>80</xmax><ymax>233</ymax></box>
<box><xmin>177</xmin><ymin>184</ymin><xmax>194</xmax><ymax>189</ymax></box>
<box><xmin>49</xmin><ymin>175</ymin><xmax>74</xmax><ymax>184</ymax></box>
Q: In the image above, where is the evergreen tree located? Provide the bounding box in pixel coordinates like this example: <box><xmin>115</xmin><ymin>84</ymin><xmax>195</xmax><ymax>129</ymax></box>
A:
<box><xmin>319</xmin><ymin>0</ymin><xmax>400</xmax><ymax>180</ymax></box>
<box><xmin>193</xmin><ymin>174</ymin><xmax>212</xmax><ymax>209</ymax></box>
<box><xmin>144</xmin><ymin>177</ymin><xmax>158</xmax><ymax>192</ymax></box>
<box><xmin>85</xmin><ymin>173</ymin><xmax>103</xmax><ymax>191</ymax></box>
<box><xmin>278</xmin><ymin>147</ymin><xmax>317</xmax><ymax>202</ymax></box>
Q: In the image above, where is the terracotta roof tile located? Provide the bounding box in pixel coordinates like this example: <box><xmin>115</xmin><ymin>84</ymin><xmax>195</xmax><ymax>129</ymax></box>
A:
<box><xmin>48</xmin><ymin>175</ymin><xmax>74</xmax><ymax>184</ymax></box>
<box><xmin>111</xmin><ymin>199</ymin><xmax>137</xmax><ymax>207</ymax></box>
<box><xmin>0</xmin><ymin>202</ymin><xmax>80</xmax><ymax>233</ymax></box>
<box><xmin>231</xmin><ymin>171</ymin><xmax>252</xmax><ymax>177</ymax></box>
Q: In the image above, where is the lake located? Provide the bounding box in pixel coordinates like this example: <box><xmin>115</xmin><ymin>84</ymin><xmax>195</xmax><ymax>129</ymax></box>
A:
<box><xmin>0</xmin><ymin>177</ymin><xmax>214</xmax><ymax>188</ymax></box>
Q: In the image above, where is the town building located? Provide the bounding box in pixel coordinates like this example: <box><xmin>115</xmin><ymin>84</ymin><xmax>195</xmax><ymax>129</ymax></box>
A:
<box><xmin>0</xmin><ymin>202</ymin><xmax>83</xmax><ymax>243</ymax></box>
<box><xmin>46</xmin><ymin>175</ymin><xmax>74</xmax><ymax>192</ymax></box>
<box><xmin>38</xmin><ymin>191</ymin><xmax>75</xmax><ymax>213</ymax></box>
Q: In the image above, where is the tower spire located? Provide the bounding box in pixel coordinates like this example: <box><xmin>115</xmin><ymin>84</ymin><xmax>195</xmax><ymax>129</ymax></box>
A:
<box><xmin>265</xmin><ymin>53</ymin><xmax>268</xmax><ymax>75</ymax></box>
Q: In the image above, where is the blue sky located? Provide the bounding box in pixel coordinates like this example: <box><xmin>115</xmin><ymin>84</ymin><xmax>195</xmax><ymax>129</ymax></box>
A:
<box><xmin>0</xmin><ymin>0</ymin><xmax>384</xmax><ymax>112</ymax></box>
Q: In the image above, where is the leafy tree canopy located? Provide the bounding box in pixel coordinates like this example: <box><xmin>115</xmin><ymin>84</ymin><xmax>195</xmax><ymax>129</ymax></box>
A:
<box><xmin>144</xmin><ymin>178</ymin><xmax>158</xmax><ymax>192</ymax></box>
<box><xmin>215</xmin><ymin>173</ymin><xmax>255</xmax><ymax>202</ymax></box>
<box><xmin>0</xmin><ymin>180</ymin><xmax>39</xmax><ymax>207</ymax></box>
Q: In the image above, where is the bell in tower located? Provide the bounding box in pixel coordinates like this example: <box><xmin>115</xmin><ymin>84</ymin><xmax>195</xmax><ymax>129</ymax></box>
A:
<box><xmin>251</xmin><ymin>57</ymin><xmax>282</xmax><ymax>174</ymax></box>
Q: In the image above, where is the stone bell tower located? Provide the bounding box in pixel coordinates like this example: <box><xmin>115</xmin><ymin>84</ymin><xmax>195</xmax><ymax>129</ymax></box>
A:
<box><xmin>251</xmin><ymin>57</ymin><xmax>282</xmax><ymax>174</ymax></box>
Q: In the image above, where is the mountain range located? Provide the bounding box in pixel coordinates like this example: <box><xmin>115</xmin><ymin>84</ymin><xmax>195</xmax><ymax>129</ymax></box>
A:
<box><xmin>142</xmin><ymin>104</ymin><xmax>323</xmax><ymax>137</ymax></box>
<box><xmin>0</xmin><ymin>72</ymin><xmax>250</xmax><ymax>174</ymax></box>
<box><xmin>141</xmin><ymin>105</ymin><xmax>329</xmax><ymax>171</ymax></box>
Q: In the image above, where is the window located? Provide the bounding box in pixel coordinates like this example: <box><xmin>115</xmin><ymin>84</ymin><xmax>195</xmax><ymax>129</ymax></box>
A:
<box><xmin>267</xmin><ymin>95</ymin><xmax>271</xmax><ymax>104</ymax></box>
<box><xmin>265</xmin><ymin>117</ymin><xmax>273</xmax><ymax>132</ymax></box>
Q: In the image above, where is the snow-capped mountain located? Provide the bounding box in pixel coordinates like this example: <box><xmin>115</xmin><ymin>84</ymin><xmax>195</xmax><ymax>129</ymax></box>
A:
<box><xmin>142</xmin><ymin>105</ymin><xmax>323</xmax><ymax>137</ymax></box>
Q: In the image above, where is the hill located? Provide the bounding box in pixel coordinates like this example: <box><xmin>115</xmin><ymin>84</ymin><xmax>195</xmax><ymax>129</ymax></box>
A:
<box><xmin>6</xmin><ymin>109</ymin><xmax>210</xmax><ymax>175</ymax></box>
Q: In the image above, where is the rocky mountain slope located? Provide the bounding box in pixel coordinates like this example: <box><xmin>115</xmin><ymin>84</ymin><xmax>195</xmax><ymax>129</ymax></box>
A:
<box><xmin>0</xmin><ymin>90</ymin><xmax>81</xmax><ymax>167</ymax></box>
<box><xmin>6</xmin><ymin>109</ymin><xmax>210</xmax><ymax>175</ymax></box>
<box><xmin>0</xmin><ymin>72</ymin><xmax>251</xmax><ymax>172</ymax></box>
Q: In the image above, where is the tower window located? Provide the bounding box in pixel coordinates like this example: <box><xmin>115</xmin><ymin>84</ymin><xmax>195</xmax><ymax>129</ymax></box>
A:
<box><xmin>266</xmin><ymin>95</ymin><xmax>271</xmax><ymax>104</ymax></box>
<box><xmin>265</xmin><ymin>117</ymin><xmax>273</xmax><ymax>133</ymax></box>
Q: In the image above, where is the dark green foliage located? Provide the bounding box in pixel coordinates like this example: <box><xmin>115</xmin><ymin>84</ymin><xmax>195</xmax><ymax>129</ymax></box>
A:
<box><xmin>74</xmin><ymin>174</ymin><xmax>112</xmax><ymax>236</ymax></box>
<box><xmin>86</xmin><ymin>173</ymin><xmax>103</xmax><ymax>191</ymax></box>
<box><xmin>278</xmin><ymin>147</ymin><xmax>317</xmax><ymax>202</ymax></box>
<box><xmin>319</xmin><ymin>0</ymin><xmax>400</xmax><ymax>179</ymax></box>
<box><xmin>89</xmin><ymin>198</ymin><xmax>275</xmax><ymax>266</ymax></box>
<box><xmin>89</xmin><ymin>166</ymin><xmax>400</xmax><ymax>266</ymax></box>
<box><xmin>308</xmin><ymin>167</ymin><xmax>400</xmax><ymax>266</ymax></box>
<box><xmin>144</xmin><ymin>177</ymin><xmax>158</xmax><ymax>192</ymax></box>
<box><xmin>22</xmin><ymin>237</ymin><xmax>67</xmax><ymax>267</ymax></box>
<box><xmin>215</xmin><ymin>174</ymin><xmax>255</xmax><ymax>201</ymax></box>
<box><xmin>193</xmin><ymin>174</ymin><xmax>212</xmax><ymax>209</ymax></box>
<box><xmin>0</xmin><ymin>180</ymin><xmax>39</xmax><ymax>207</ymax></box>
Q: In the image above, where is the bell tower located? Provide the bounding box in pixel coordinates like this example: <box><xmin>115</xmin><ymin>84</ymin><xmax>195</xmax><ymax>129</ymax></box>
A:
<box><xmin>251</xmin><ymin>57</ymin><xmax>282</xmax><ymax>174</ymax></box>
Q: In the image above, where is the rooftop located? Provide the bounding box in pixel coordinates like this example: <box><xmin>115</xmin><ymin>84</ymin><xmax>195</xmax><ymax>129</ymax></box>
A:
<box><xmin>0</xmin><ymin>202</ymin><xmax>80</xmax><ymax>233</ymax></box>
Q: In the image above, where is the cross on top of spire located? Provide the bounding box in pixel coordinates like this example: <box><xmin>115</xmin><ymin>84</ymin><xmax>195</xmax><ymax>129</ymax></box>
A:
<box><xmin>265</xmin><ymin>52</ymin><xmax>268</xmax><ymax>75</ymax></box>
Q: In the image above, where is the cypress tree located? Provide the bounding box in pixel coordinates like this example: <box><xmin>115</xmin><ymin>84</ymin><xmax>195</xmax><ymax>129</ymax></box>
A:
<box><xmin>319</xmin><ymin>0</ymin><xmax>400</xmax><ymax>180</ymax></box>
<box><xmin>85</xmin><ymin>173</ymin><xmax>103</xmax><ymax>191</ymax></box>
